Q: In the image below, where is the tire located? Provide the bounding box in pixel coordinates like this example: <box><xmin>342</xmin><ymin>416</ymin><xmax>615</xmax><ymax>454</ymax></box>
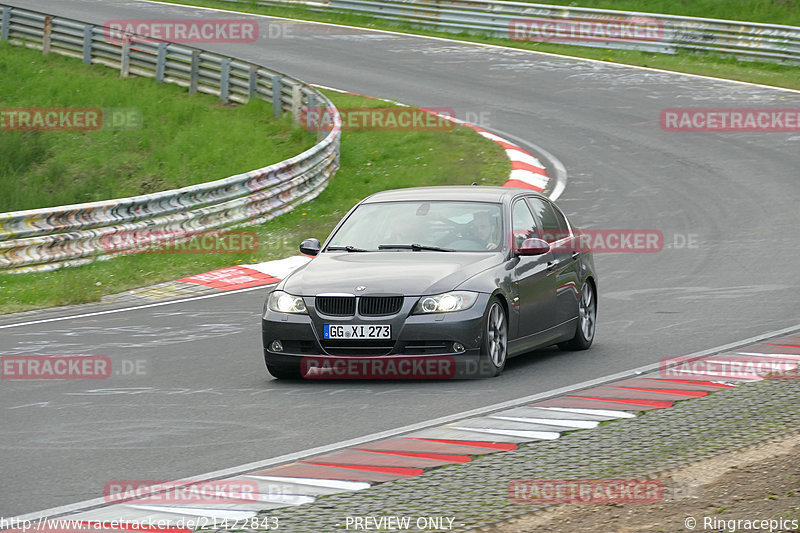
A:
<box><xmin>480</xmin><ymin>298</ymin><xmax>508</xmax><ymax>377</ymax></box>
<box><xmin>265</xmin><ymin>359</ymin><xmax>302</xmax><ymax>380</ymax></box>
<box><xmin>558</xmin><ymin>280</ymin><xmax>597</xmax><ymax>351</ymax></box>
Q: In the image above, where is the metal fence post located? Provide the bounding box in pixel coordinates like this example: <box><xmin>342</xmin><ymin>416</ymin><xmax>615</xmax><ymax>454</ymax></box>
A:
<box><xmin>82</xmin><ymin>25</ymin><xmax>92</xmax><ymax>64</ymax></box>
<box><xmin>248</xmin><ymin>65</ymin><xmax>258</xmax><ymax>101</ymax></box>
<box><xmin>306</xmin><ymin>92</ymin><xmax>321</xmax><ymax>140</ymax></box>
<box><xmin>271</xmin><ymin>75</ymin><xmax>283</xmax><ymax>118</ymax></box>
<box><xmin>42</xmin><ymin>16</ymin><xmax>52</xmax><ymax>56</ymax></box>
<box><xmin>120</xmin><ymin>35</ymin><xmax>131</xmax><ymax>77</ymax></box>
<box><xmin>189</xmin><ymin>50</ymin><xmax>199</xmax><ymax>94</ymax></box>
<box><xmin>291</xmin><ymin>84</ymin><xmax>302</xmax><ymax>126</ymax></box>
<box><xmin>220</xmin><ymin>58</ymin><xmax>231</xmax><ymax>103</ymax></box>
<box><xmin>155</xmin><ymin>43</ymin><xmax>167</xmax><ymax>82</ymax></box>
<box><xmin>1</xmin><ymin>7</ymin><xmax>10</xmax><ymax>42</ymax></box>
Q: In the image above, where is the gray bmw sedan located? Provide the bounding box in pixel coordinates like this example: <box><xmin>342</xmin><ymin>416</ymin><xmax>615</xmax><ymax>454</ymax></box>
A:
<box><xmin>262</xmin><ymin>186</ymin><xmax>597</xmax><ymax>379</ymax></box>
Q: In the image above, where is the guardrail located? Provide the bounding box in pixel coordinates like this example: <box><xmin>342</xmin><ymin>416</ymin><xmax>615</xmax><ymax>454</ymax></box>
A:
<box><xmin>224</xmin><ymin>0</ymin><xmax>800</xmax><ymax>64</ymax></box>
<box><xmin>0</xmin><ymin>4</ymin><xmax>341</xmax><ymax>273</ymax></box>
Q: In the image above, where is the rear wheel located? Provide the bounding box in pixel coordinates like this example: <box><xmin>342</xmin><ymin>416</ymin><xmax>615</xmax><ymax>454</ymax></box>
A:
<box><xmin>480</xmin><ymin>298</ymin><xmax>508</xmax><ymax>377</ymax></box>
<box><xmin>558</xmin><ymin>280</ymin><xmax>596</xmax><ymax>351</ymax></box>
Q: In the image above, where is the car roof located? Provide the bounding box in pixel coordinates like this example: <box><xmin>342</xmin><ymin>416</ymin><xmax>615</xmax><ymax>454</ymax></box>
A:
<box><xmin>360</xmin><ymin>186</ymin><xmax>547</xmax><ymax>204</ymax></box>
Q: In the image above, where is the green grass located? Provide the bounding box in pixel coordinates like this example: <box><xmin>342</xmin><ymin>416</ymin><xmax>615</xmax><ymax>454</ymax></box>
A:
<box><xmin>0</xmin><ymin>92</ymin><xmax>509</xmax><ymax>313</ymax></box>
<box><xmin>151</xmin><ymin>0</ymin><xmax>800</xmax><ymax>91</ymax></box>
<box><xmin>0</xmin><ymin>40</ymin><xmax>317</xmax><ymax>212</ymax></box>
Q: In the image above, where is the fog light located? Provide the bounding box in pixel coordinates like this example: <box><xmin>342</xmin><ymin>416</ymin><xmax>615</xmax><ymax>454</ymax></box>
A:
<box><xmin>453</xmin><ymin>342</ymin><xmax>465</xmax><ymax>353</ymax></box>
<box><xmin>270</xmin><ymin>340</ymin><xmax>284</xmax><ymax>353</ymax></box>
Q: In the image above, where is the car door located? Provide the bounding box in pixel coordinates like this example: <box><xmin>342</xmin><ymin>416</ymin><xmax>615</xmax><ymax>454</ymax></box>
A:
<box><xmin>510</xmin><ymin>199</ymin><xmax>558</xmax><ymax>344</ymax></box>
<box><xmin>526</xmin><ymin>197</ymin><xmax>580</xmax><ymax>328</ymax></box>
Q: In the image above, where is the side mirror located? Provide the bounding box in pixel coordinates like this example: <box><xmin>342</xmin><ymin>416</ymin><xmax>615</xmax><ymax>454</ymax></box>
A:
<box><xmin>517</xmin><ymin>238</ymin><xmax>550</xmax><ymax>256</ymax></box>
<box><xmin>299</xmin><ymin>238</ymin><xmax>321</xmax><ymax>256</ymax></box>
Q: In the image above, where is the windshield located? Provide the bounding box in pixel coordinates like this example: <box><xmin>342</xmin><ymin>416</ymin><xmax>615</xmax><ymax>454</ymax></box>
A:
<box><xmin>326</xmin><ymin>201</ymin><xmax>504</xmax><ymax>252</ymax></box>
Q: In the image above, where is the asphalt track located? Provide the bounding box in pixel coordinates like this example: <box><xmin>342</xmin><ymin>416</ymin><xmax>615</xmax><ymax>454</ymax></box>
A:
<box><xmin>1</xmin><ymin>0</ymin><xmax>799</xmax><ymax>518</ymax></box>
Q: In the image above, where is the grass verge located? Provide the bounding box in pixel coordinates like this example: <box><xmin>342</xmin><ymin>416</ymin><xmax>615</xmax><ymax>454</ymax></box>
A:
<box><xmin>151</xmin><ymin>0</ymin><xmax>800</xmax><ymax>91</ymax></box>
<box><xmin>0</xmin><ymin>91</ymin><xmax>510</xmax><ymax>314</ymax></box>
<box><xmin>504</xmin><ymin>0</ymin><xmax>800</xmax><ymax>26</ymax></box>
<box><xmin>0</xmin><ymin>40</ymin><xmax>316</xmax><ymax>212</ymax></box>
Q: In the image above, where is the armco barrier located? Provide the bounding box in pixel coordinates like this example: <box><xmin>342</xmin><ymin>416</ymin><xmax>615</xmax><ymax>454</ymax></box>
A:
<box><xmin>0</xmin><ymin>5</ymin><xmax>341</xmax><ymax>273</ymax></box>
<box><xmin>218</xmin><ymin>0</ymin><xmax>800</xmax><ymax>65</ymax></box>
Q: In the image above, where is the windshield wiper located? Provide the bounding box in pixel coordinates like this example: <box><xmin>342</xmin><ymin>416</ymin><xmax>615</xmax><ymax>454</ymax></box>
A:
<box><xmin>327</xmin><ymin>245</ymin><xmax>369</xmax><ymax>252</ymax></box>
<box><xmin>378</xmin><ymin>243</ymin><xmax>454</xmax><ymax>252</ymax></box>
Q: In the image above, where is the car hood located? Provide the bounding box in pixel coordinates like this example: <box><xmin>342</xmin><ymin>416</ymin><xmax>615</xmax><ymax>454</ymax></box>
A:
<box><xmin>282</xmin><ymin>252</ymin><xmax>502</xmax><ymax>296</ymax></box>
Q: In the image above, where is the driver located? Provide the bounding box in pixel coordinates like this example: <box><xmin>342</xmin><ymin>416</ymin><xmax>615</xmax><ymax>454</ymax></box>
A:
<box><xmin>472</xmin><ymin>211</ymin><xmax>500</xmax><ymax>250</ymax></box>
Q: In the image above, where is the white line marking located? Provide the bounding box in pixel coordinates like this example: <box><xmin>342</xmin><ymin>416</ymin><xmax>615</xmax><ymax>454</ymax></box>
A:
<box><xmin>127</xmin><ymin>504</ymin><xmax>256</xmax><ymax>519</ymax></box>
<box><xmin>0</xmin><ymin>284</ymin><xmax>274</xmax><ymax>330</ymax></box>
<box><xmin>735</xmin><ymin>352</ymin><xmax>800</xmax><ymax>359</ymax></box>
<box><xmin>505</xmin><ymin>150</ymin><xmax>544</xmax><ymax>168</ymax></box>
<box><xmin>245</xmin><ymin>475</ymin><xmax>370</xmax><ymax>491</ymax></box>
<box><xmin>509</xmin><ymin>170</ymin><xmax>549</xmax><ymax>189</ymax></box>
<box><xmin>489</xmin><ymin>415</ymin><xmax>599</xmax><ymax>429</ymax></box>
<box><xmin>537</xmin><ymin>407</ymin><xmax>637</xmax><ymax>418</ymax></box>
<box><xmin>668</xmin><ymin>368</ymin><xmax>764</xmax><ymax>379</ymax></box>
<box><xmin>449</xmin><ymin>427</ymin><xmax>561</xmax><ymax>440</ymax></box>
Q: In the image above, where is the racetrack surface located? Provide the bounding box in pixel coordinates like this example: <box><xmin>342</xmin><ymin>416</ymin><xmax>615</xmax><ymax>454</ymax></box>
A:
<box><xmin>1</xmin><ymin>0</ymin><xmax>799</xmax><ymax>517</ymax></box>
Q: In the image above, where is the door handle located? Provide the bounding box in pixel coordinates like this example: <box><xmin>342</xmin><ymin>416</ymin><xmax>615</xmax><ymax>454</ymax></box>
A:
<box><xmin>572</xmin><ymin>252</ymin><xmax>580</xmax><ymax>260</ymax></box>
<box><xmin>547</xmin><ymin>261</ymin><xmax>557</xmax><ymax>271</ymax></box>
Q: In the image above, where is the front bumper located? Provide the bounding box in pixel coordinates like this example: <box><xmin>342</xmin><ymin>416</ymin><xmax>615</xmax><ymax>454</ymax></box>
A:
<box><xmin>262</xmin><ymin>293</ymin><xmax>494</xmax><ymax>378</ymax></box>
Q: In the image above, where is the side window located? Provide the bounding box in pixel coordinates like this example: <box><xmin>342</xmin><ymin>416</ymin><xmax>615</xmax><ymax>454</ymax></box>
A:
<box><xmin>511</xmin><ymin>200</ymin><xmax>538</xmax><ymax>250</ymax></box>
<box><xmin>527</xmin><ymin>197</ymin><xmax>570</xmax><ymax>243</ymax></box>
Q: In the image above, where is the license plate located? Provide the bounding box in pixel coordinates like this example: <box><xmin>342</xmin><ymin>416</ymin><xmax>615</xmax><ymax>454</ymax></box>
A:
<box><xmin>324</xmin><ymin>324</ymin><xmax>391</xmax><ymax>339</ymax></box>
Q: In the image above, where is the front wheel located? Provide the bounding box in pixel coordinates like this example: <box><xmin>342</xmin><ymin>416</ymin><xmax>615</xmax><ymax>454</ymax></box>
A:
<box><xmin>558</xmin><ymin>280</ymin><xmax>596</xmax><ymax>351</ymax></box>
<box><xmin>480</xmin><ymin>298</ymin><xmax>508</xmax><ymax>377</ymax></box>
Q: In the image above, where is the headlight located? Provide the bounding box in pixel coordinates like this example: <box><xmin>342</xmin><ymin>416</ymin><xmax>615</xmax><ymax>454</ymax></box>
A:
<box><xmin>267</xmin><ymin>291</ymin><xmax>308</xmax><ymax>314</ymax></box>
<box><xmin>413</xmin><ymin>291</ymin><xmax>478</xmax><ymax>314</ymax></box>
